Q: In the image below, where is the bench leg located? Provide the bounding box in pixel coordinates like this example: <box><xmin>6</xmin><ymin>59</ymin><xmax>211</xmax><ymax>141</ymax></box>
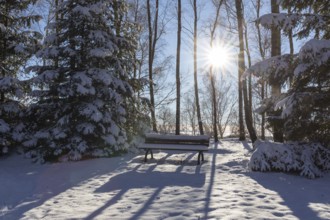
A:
<box><xmin>144</xmin><ymin>149</ymin><xmax>154</xmax><ymax>162</ymax></box>
<box><xmin>197</xmin><ymin>151</ymin><xmax>204</xmax><ymax>165</ymax></box>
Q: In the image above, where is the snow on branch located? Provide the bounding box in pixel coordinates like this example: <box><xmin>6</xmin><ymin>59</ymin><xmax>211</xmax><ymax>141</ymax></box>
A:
<box><xmin>258</xmin><ymin>13</ymin><xmax>330</xmax><ymax>38</ymax></box>
<box><xmin>242</xmin><ymin>54</ymin><xmax>293</xmax><ymax>85</ymax></box>
<box><xmin>258</xmin><ymin>13</ymin><xmax>300</xmax><ymax>32</ymax></box>
<box><xmin>294</xmin><ymin>39</ymin><xmax>330</xmax><ymax>77</ymax></box>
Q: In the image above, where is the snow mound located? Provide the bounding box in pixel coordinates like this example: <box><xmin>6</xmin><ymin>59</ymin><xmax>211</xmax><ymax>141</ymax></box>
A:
<box><xmin>249</xmin><ymin>140</ymin><xmax>330</xmax><ymax>179</ymax></box>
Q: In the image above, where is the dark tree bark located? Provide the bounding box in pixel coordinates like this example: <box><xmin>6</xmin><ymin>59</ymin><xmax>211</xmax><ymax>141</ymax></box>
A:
<box><xmin>147</xmin><ymin>0</ymin><xmax>158</xmax><ymax>132</ymax></box>
<box><xmin>256</xmin><ymin>0</ymin><xmax>266</xmax><ymax>140</ymax></box>
<box><xmin>287</xmin><ymin>5</ymin><xmax>294</xmax><ymax>86</ymax></box>
<box><xmin>236</xmin><ymin>0</ymin><xmax>257</xmax><ymax>143</ymax></box>
<box><xmin>270</xmin><ymin>0</ymin><xmax>283</xmax><ymax>142</ymax></box>
<box><xmin>208</xmin><ymin>0</ymin><xmax>224</xmax><ymax>142</ymax></box>
<box><xmin>193</xmin><ymin>0</ymin><xmax>204</xmax><ymax>135</ymax></box>
<box><xmin>210</xmin><ymin>72</ymin><xmax>219</xmax><ymax>142</ymax></box>
<box><xmin>175</xmin><ymin>0</ymin><xmax>182</xmax><ymax>135</ymax></box>
<box><xmin>243</xmin><ymin>20</ymin><xmax>253</xmax><ymax>123</ymax></box>
<box><xmin>235</xmin><ymin>0</ymin><xmax>246</xmax><ymax>141</ymax></box>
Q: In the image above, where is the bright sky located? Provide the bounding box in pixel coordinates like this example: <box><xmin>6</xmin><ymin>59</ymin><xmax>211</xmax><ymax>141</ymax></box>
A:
<box><xmin>163</xmin><ymin>0</ymin><xmax>240</xmax><ymax>98</ymax></box>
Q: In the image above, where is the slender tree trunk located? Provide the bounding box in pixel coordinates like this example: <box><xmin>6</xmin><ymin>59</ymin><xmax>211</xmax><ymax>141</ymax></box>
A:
<box><xmin>54</xmin><ymin>0</ymin><xmax>61</xmax><ymax>69</ymax></box>
<box><xmin>256</xmin><ymin>0</ymin><xmax>266</xmax><ymax>140</ymax></box>
<box><xmin>113</xmin><ymin>0</ymin><xmax>121</xmax><ymax>37</ymax></box>
<box><xmin>235</xmin><ymin>0</ymin><xmax>246</xmax><ymax>141</ymax></box>
<box><xmin>236</xmin><ymin>0</ymin><xmax>257</xmax><ymax>143</ymax></box>
<box><xmin>287</xmin><ymin>6</ymin><xmax>294</xmax><ymax>86</ymax></box>
<box><xmin>132</xmin><ymin>0</ymin><xmax>139</xmax><ymax>88</ymax></box>
<box><xmin>244</xmin><ymin>21</ymin><xmax>253</xmax><ymax>124</ymax></box>
<box><xmin>210</xmin><ymin>71</ymin><xmax>219</xmax><ymax>142</ymax></box>
<box><xmin>242</xmin><ymin>81</ymin><xmax>258</xmax><ymax>143</ymax></box>
<box><xmin>271</xmin><ymin>0</ymin><xmax>283</xmax><ymax>142</ymax></box>
<box><xmin>208</xmin><ymin>0</ymin><xmax>223</xmax><ymax>142</ymax></box>
<box><xmin>193</xmin><ymin>0</ymin><xmax>204</xmax><ymax>135</ymax></box>
<box><xmin>147</xmin><ymin>0</ymin><xmax>158</xmax><ymax>132</ymax></box>
<box><xmin>175</xmin><ymin>0</ymin><xmax>182</xmax><ymax>135</ymax></box>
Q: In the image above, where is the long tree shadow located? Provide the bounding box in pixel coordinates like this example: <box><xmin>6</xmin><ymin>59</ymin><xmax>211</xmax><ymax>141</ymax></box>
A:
<box><xmin>85</xmin><ymin>154</ymin><xmax>206</xmax><ymax>220</ymax></box>
<box><xmin>203</xmin><ymin>141</ymin><xmax>219</xmax><ymax>219</ymax></box>
<box><xmin>241</xmin><ymin>140</ymin><xmax>253</xmax><ymax>152</ymax></box>
<box><xmin>220</xmin><ymin>140</ymin><xmax>330</xmax><ymax>219</ymax></box>
<box><xmin>247</xmin><ymin>171</ymin><xmax>330</xmax><ymax>220</ymax></box>
<box><xmin>0</xmin><ymin>155</ymin><xmax>133</xmax><ymax>220</ymax></box>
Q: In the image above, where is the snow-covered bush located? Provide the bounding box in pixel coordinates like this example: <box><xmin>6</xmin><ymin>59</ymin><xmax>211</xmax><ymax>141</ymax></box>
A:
<box><xmin>249</xmin><ymin>140</ymin><xmax>330</xmax><ymax>179</ymax></box>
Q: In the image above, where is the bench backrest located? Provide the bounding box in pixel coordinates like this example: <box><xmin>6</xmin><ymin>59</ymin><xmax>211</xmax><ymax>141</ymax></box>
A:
<box><xmin>145</xmin><ymin>133</ymin><xmax>210</xmax><ymax>146</ymax></box>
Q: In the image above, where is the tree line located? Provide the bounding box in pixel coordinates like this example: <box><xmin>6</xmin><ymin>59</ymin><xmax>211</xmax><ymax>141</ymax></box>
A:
<box><xmin>0</xmin><ymin>0</ymin><xmax>329</xmax><ymax>162</ymax></box>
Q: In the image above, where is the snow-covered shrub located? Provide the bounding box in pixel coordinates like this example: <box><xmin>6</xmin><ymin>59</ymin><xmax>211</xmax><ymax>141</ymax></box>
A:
<box><xmin>249</xmin><ymin>140</ymin><xmax>330</xmax><ymax>178</ymax></box>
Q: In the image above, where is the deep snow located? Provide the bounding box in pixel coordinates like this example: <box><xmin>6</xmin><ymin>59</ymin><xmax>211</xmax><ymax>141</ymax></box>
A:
<box><xmin>1</xmin><ymin>139</ymin><xmax>330</xmax><ymax>220</ymax></box>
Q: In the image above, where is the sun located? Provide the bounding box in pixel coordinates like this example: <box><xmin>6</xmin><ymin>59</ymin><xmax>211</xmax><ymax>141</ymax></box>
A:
<box><xmin>207</xmin><ymin>45</ymin><xmax>230</xmax><ymax>69</ymax></box>
<box><xmin>198</xmin><ymin>38</ymin><xmax>235</xmax><ymax>75</ymax></box>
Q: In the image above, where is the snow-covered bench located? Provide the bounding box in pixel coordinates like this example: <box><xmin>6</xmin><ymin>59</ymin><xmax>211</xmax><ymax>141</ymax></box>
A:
<box><xmin>139</xmin><ymin>133</ymin><xmax>210</xmax><ymax>165</ymax></box>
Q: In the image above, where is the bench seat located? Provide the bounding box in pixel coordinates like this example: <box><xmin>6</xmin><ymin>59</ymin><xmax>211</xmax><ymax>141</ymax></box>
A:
<box><xmin>144</xmin><ymin>143</ymin><xmax>208</xmax><ymax>151</ymax></box>
<box><xmin>139</xmin><ymin>133</ymin><xmax>210</xmax><ymax>165</ymax></box>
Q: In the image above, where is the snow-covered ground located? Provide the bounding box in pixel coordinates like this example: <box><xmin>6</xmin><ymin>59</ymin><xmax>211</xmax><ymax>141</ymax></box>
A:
<box><xmin>1</xmin><ymin>139</ymin><xmax>330</xmax><ymax>220</ymax></box>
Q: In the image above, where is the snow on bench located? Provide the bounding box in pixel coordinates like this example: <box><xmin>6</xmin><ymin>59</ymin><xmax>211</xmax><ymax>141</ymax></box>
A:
<box><xmin>139</xmin><ymin>133</ymin><xmax>210</xmax><ymax>165</ymax></box>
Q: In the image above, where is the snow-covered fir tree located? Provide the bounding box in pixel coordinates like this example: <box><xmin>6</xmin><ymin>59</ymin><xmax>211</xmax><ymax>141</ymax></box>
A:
<box><xmin>0</xmin><ymin>0</ymin><xmax>41</xmax><ymax>155</ymax></box>
<box><xmin>245</xmin><ymin>1</ymin><xmax>330</xmax><ymax>178</ymax></box>
<box><xmin>245</xmin><ymin>0</ymin><xmax>330</xmax><ymax>146</ymax></box>
<box><xmin>24</xmin><ymin>0</ymin><xmax>136</xmax><ymax>162</ymax></box>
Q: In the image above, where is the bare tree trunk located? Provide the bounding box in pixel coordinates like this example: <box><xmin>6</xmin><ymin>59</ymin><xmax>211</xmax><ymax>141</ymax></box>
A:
<box><xmin>256</xmin><ymin>0</ymin><xmax>266</xmax><ymax>140</ymax></box>
<box><xmin>236</xmin><ymin>0</ymin><xmax>257</xmax><ymax>143</ymax></box>
<box><xmin>113</xmin><ymin>0</ymin><xmax>122</xmax><ymax>37</ymax></box>
<box><xmin>271</xmin><ymin>0</ymin><xmax>283</xmax><ymax>142</ymax></box>
<box><xmin>287</xmin><ymin>5</ymin><xmax>294</xmax><ymax>86</ymax></box>
<box><xmin>210</xmin><ymin>71</ymin><xmax>219</xmax><ymax>142</ymax></box>
<box><xmin>132</xmin><ymin>0</ymin><xmax>139</xmax><ymax>87</ymax></box>
<box><xmin>193</xmin><ymin>0</ymin><xmax>204</xmax><ymax>135</ymax></box>
<box><xmin>235</xmin><ymin>0</ymin><xmax>246</xmax><ymax>141</ymax></box>
<box><xmin>147</xmin><ymin>0</ymin><xmax>158</xmax><ymax>132</ymax></box>
<box><xmin>208</xmin><ymin>0</ymin><xmax>224</xmax><ymax>142</ymax></box>
<box><xmin>243</xmin><ymin>20</ymin><xmax>253</xmax><ymax>124</ymax></box>
<box><xmin>175</xmin><ymin>0</ymin><xmax>182</xmax><ymax>135</ymax></box>
<box><xmin>242</xmin><ymin>81</ymin><xmax>258</xmax><ymax>143</ymax></box>
<box><xmin>54</xmin><ymin>0</ymin><xmax>60</xmax><ymax>69</ymax></box>
<box><xmin>287</xmin><ymin>6</ymin><xmax>294</xmax><ymax>56</ymax></box>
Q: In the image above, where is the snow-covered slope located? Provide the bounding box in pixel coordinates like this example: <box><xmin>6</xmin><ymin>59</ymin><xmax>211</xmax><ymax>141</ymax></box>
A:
<box><xmin>1</xmin><ymin>140</ymin><xmax>329</xmax><ymax>219</ymax></box>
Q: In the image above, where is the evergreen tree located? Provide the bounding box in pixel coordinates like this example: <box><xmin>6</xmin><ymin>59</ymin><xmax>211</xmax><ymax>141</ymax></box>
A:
<box><xmin>24</xmin><ymin>0</ymin><xmax>136</xmax><ymax>162</ymax></box>
<box><xmin>245</xmin><ymin>0</ymin><xmax>330</xmax><ymax>147</ymax></box>
<box><xmin>0</xmin><ymin>0</ymin><xmax>41</xmax><ymax>155</ymax></box>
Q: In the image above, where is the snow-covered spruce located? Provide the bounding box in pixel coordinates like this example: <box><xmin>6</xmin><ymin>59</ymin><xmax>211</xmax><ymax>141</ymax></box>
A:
<box><xmin>24</xmin><ymin>0</ymin><xmax>135</xmax><ymax>162</ymax></box>
<box><xmin>244</xmin><ymin>1</ymin><xmax>330</xmax><ymax>147</ymax></box>
<box><xmin>249</xmin><ymin>140</ymin><xmax>330</xmax><ymax>179</ymax></box>
<box><xmin>0</xmin><ymin>1</ymin><xmax>41</xmax><ymax>155</ymax></box>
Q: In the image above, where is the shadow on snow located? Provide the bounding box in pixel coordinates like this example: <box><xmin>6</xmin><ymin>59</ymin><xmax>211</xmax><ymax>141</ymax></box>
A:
<box><xmin>85</xmin><ymin>151</ymin><xmax>206</xmax><ymax>220</ymax></box>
